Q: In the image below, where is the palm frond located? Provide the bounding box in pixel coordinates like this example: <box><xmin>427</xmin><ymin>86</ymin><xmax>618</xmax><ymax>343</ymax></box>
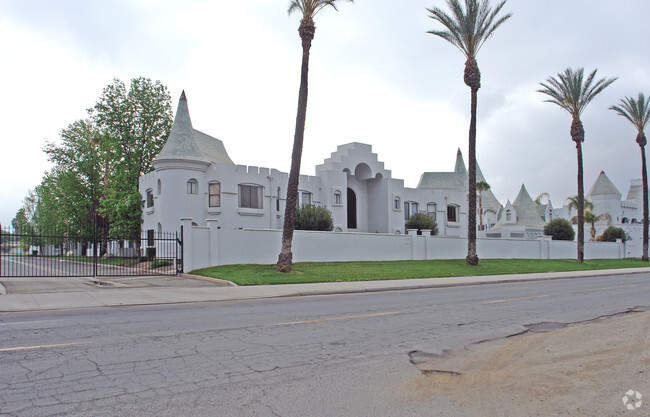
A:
<box><xmin>427</xmin><ymin>0</ymin><xmax>511</xmax><ymax>59</ymax></box>
<box><xmin>288</xmin><ymin>0</ymin><xmax>352</xmax><ymax>18</ymax></box>
<box><xmin>538</xmin><ymin>68</ymin><xmax>616</xmax><ymax>118</ymax></box>
<box><xmin>610</xmin><ymin>93</ymin><xmax>650</xmax><ymax>132</ymax></box>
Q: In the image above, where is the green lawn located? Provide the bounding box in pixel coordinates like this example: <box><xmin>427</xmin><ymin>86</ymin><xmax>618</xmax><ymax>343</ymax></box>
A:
<box><xmin>191</xmin><ymin>258</ymin><xmax>649</xmax><ymax>286</ymax></box>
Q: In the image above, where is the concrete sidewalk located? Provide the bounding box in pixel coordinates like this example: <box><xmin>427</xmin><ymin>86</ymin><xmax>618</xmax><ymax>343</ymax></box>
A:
<box><xmin>1</xmin><ymin>267</ymin><xmax>650</xmax><ymax>313</ymax></box>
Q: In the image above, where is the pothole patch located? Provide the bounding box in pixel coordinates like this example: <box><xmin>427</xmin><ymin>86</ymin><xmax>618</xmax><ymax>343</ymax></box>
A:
<box><xmin>408</xmin><ymin>350</ymin><xmax>462</xmax><ymax>376</ymax></box>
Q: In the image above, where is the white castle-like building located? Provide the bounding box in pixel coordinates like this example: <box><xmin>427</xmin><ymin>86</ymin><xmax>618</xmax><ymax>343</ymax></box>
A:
<box><xmin>139</xmin><ymin>92</ymin><xmax>501</xmax><ymax>237</ymax></box>
<box><xmin>139</xmin><ymin>93</ymin><xmax>645</xmax><ymax>257</ymax></box>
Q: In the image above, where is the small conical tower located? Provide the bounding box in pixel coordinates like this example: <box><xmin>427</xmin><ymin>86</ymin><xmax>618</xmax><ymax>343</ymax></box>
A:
<box><xmin>153</xmin><ymin>91</ymin><xmax>234</xmax><ymax>167</ymax></box>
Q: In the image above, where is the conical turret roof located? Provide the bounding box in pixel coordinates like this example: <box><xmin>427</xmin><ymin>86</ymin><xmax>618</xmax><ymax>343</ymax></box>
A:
<box><xmin>454</xmin><ymin>148</ymin><xmax>467</xmax><ymax>174</ymax></box>
<box><xmin>587</xmin><ymin>171</ymin><xmax>621</xmax><ymax>198</ymax></box>
<box><xmin>491</xmin><ymin>184</ymin><xmax>545</xmax><ymax>229</ymax></box>
<box><xmin>154</xmin><ymin>91</ymin><xmax>234</xmax><ymax>165</ymax></box>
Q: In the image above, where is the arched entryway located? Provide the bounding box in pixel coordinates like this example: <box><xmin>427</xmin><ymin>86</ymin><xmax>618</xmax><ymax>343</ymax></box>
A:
<box><xmin>347</xmin><ymin>188</ymin><xmax>357</xmax><ymax>229</ymax></box>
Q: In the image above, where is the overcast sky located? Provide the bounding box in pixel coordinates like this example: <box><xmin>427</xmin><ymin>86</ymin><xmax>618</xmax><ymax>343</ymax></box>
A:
<box><xmin>1</xmin><ymin>0</ymin><xmax>649</xmax><ymax>227</ymax></box>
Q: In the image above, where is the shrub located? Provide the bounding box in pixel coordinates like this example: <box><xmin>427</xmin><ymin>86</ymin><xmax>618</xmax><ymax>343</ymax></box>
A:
<box><xmin>599</xmin><ymin>226</ymin><xmax>631</xmax><ymax>243</ymax></box>
<box><xmin>151</xmin><ymin>259</ymin><xmax>172</xmax><ymax>269</ymax></box>
<box><xmin>405</xmin><ymin>213</ymin><xmax>438</xmax><ymax>235</ymax></box>
<box><xmin>544</xmin><ymin>218</ymin><xmax>575</xmax><ymax>241</ymax></box>
<box><xmin>295</xmin><ymin>205</ymin><xmax>334</xmax><ymax>231</ymax></box>
<box><xmin>145</xmin><ymin>247</ymin><xmax>156</xmax><ymax>261</ymax></box>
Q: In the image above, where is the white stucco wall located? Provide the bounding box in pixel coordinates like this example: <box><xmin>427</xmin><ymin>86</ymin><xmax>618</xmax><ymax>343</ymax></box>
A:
<box><xmin>181</xmin><ymin>220</ymin><xmax>625</xmax><ymax>272</ymax></box>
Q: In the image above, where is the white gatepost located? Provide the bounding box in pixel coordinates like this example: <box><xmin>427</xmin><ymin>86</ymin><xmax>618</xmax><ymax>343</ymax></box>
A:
<box><xmin>616</xmin><ymin>238</ymin><xmax>623</xmax><ymax>259</ymax></box>
<box><xmin>206</xmin><ymin>219</ymin><xmax>220</xmax><ymax>267</ymax></box>
<box><xmin>422</xmin><ymin>230</ymin><xmax>431</xmax><ymax>260</ymax></box>
<box><xmin>407</xmin><ymin>229</ymin><xmax>418</xmax><ymax>260</ymax></box>
<box><xmin>180</xmin><ymin>218</ymin><xmax>194</xmax><ymax>273</ymax></box>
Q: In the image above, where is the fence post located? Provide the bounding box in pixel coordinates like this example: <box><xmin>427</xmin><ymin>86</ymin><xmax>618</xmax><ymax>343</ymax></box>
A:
<box><xmin>180</xmin><ymin>218</ymin><xmax>193</xmax><ymax>273</ymax></box>
<box><xmin>407</xmin><ymin>229</ymin><xmax>418</xmax><ymax>260</ymax></box>
<box><xmin>206</xmin><ymin>219</ymin><xmax>220</xmax><ymax>267</ymax></box>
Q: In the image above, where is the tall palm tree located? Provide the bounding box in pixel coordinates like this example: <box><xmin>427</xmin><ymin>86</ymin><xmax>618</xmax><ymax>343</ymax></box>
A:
<box><xmin>427</xmin><ymin>0</ymin><xmax>512</xmax><ymax>265</ymax></box>
<box><xmin>476</xmin><ymin>180</ymin><xmax>490</xmax><ymax>230</ymax></box>
<box><xmin>610</xmin><ymin>93</ymin><xmax>650</xmax><ymax>261</ymax></box>
<box><xmin>277</xmin><ymin>0</ymin><xmax>353</xmax><ymax>273</ymax></box>
<box><xmin>538</xmin><ymin>68</ymin><xmax>616</xmax><ymax>263</ymax></box>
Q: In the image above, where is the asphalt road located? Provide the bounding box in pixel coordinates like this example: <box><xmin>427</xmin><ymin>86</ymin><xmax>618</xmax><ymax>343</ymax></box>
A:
<box><xmin>0</xmin><ymin>273</ymin><xmax>648</xmax><ymax>416</ymax></box>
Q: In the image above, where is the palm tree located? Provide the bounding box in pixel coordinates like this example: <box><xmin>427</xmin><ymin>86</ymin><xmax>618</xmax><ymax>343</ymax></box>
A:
<box><xmin>427</xmin><ymin>0</ymin><xmax>512</xmax><ymax>266</ymax></box>
<box><xmin>610</xmin><ymin>93</ymin><xmax>650</xmax><ymax>261</ymax></box>
<box><xmin>566</xmin><ymin>195</ymin><xmax>594</xmax><ymax>217</ymax></box>
<box><xmin>476</xmin><ymin>180</ymin><xmax>490</xmax><ymax>230</ymax></box>
<box><xmin>570</xmin><ymin>210</ymin><xmax>612</xmax><ymax>241</ymax></box>
<box><xmin>277</xmin><ymin>0</ymin><xmax>353</xmax><ymax>273</ymax></box>
<box><xmin>538</xmin><ymin>68</ymin><xmax>616</xmax><ymax>263</ymax></box>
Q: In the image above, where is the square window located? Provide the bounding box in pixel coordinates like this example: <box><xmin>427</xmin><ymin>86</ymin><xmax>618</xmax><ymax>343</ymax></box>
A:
<box><xmin>239</xmin><ymin>184</ymin><xmax>263</xmax><ymax>209</ymax></box>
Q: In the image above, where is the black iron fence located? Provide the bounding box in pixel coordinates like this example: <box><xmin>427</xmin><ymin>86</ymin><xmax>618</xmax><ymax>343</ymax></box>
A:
<box><xmin>0</xmin><ymin>224</ymin><xmax>182</xmax><ymax>277</ymax></box>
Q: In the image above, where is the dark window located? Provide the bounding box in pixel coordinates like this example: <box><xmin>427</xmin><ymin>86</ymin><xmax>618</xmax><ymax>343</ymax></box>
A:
<box><xmin>187</xmin><ymin>179</ymin><xmax>198</xmax><ymax>194</ymax></box>
<box><xmin>209</xmin><ymin>182</ymin><xmax>221</xmax><ymax>207</ymax></box>
<box><xmin>447</xmin><ymin>205</ymin><xmax>459</xmax><ymax>223</ymax></box>
<box><xmin>239</xmin><ymin>184</ymin><xmax>263</xmax><ymax>209</ymax></box>
<box><xmin>404</xmin><ymin>202</ymin><xmax>419</xmax><ymax>220</ymax></box>
<box><xmin>146</xmin><ymin>189</ymin><xmax>154</xmax><ymax>208</ymax></box>
<box><xmin>147</xmin><ymin>229</ymin><xmax>154</xmax><ymax>247</ymax></box>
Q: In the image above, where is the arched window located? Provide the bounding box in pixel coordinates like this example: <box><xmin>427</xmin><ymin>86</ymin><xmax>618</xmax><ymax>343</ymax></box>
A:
<box><xmin>208</xmin><ymin>182</ymin><xmax>221</xmax><ymax>207</ymax></box>
<box><xmin>393</xmin><ymin>196</ymin><xmax>401</xmax><ymax>211</ymax></box>
<box><xmin>506</xmin><ymin>209</ymin><xmax>512</xmax><ymax>221</ymax></box>
<box><xmin>622</xmin><ymin>217</ymin><xmax>629</xmax><ymax>224</ymax></box>
<box><xmin>347</xmin><ymin>188</ymin><xmax>357</xmax><ymax>229</ymax></box>
<box><xmin>187</xmin><ymin>179</ymin><xmax>198</xmax><ymax>195</ymax></box>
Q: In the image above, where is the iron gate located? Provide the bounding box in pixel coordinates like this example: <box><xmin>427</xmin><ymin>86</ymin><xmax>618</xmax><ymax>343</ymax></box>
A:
<box><xmin>0</xmin><ymin>224</ymin><xmax>183</xmax><ymax>278</ymax></box>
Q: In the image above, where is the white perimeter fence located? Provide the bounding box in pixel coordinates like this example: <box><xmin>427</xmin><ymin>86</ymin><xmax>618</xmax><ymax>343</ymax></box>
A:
<box><xmin>180</xmin><ymin>218</ymin><xmax>628</xmax><ymax>272</ymax></box>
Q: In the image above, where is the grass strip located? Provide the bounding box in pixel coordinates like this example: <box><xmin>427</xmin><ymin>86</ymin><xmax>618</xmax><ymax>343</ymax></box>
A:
<box><xmin>191</xmin><ymin>258</ymin><xmax>648</xmax><ymax>286</ymax></box>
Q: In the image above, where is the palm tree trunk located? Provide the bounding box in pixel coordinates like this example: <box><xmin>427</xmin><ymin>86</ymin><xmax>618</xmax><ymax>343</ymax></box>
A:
<box><xmin>277</xmin><ymin>21</ymin><xmax>314</xmax><ymax>273</ymax></box>
<box><xmin>640</xmin><ymin>143</ymin><xmax>648</xmax><ymax>261</ymax></box>
<box><xmin>466</xmin><ymin>86</ymin><xmax>479</xmax><ymax>265</ymax></box>
<box><xmin>576</xmin><ymin>141</ymin><xmax>585</xmax><ymax>263</ymax></box>
<box><xmin>478</xmin><ymin>191</ymin><xmax>483</xmax><ymax>231</ymax></box>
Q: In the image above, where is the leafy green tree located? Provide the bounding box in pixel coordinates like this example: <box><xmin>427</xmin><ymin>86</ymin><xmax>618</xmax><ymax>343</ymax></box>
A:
<box><xmin>427</xmin><ymin>0</ymin><xmax>512</xmax><ymax>265</ymax></box>
<box><xmin>538</xmin><ymin>68</ymin><xmax>616</xmax><ymax>262</ymax></box>
<box><xmin>277</xmin><ymin>0</ymin><xmax>354</xmax><ymax>273</ymax></box>
<box><xmin>43</xmin><ymin>119</ymin><xmax>105</xmax><ymax>238</ymax></box>
<box><xmin>544</xmin><ymin>218</ymin><xmax>575</xmax><ymax>241</ymax></box>
<box><xmin>11</xmin><ymin>194</ymin><xmax>40</xmax><ymax>249</ymax></box>
<box><xmin>610</xmin><ymin>93</ymin><xmax>650</xmax><ymax>261</ymax></box>
<box><xmin>405</xmin><ymin>213</ymin><xmax>439</xmax><ymax>235</ymax></box>
<box><xmin>93</xmin><ymin>77</ymin><xmax>173</xmax><ymax>239</ymax></box>
<box><xmin>600</xmin><ymin>226</ymin><xmax>630</xmax><ymax>243</ymax></box>
<box><xmin>295</xmin><ymin>204</ymin><xmax>334</xmax><ymax>231</ymax></box>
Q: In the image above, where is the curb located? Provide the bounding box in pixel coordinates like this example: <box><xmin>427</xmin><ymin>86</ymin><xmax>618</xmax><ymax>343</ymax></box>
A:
<box><xmin>181</xmin><ymin>273</ymin><xmax>238</xmax><ymax>286</ymax></box>
<box><xmin>0</xmin><ymin>267</ymin><xmax>648</xmax><ymax>313</ymax></box>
